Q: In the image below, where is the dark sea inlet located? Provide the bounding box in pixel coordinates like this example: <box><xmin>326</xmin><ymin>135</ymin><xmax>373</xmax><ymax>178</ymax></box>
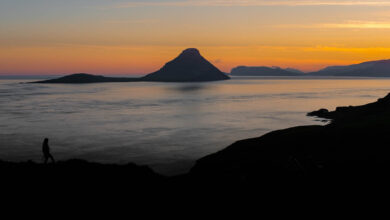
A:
<box><xmin>1</xmin><ymin>76</ymin><xmax>390</xmax><ymax>175</ymax></box>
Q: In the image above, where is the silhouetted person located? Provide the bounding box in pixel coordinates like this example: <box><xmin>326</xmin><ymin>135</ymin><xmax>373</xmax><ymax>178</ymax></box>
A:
<box><xmin>42</xmin><ymin>138</ymin><xmax>55</xmax><ymax>164</ymax></box>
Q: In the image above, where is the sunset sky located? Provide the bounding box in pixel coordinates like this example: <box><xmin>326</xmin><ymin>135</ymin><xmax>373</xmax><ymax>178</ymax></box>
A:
<box><xmin>2</xmin><ymin>0</ymin><xmax>390</xmax><ymax>75</ymax></box>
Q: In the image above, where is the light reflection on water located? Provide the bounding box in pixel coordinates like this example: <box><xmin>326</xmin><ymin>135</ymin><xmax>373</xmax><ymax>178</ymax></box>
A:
<box><xmin>1</xmin><ymin>77</ymin><xmax>390</xmax><ymax>175</ymax></box>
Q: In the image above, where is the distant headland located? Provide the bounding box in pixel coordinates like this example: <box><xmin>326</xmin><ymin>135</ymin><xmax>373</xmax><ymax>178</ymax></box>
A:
<box><xmin>230</xmin><ymin>59</ymin><xmax>390</xmax><ymax>77</ymax></box>
<box><xmin>308</xmin><ymin>59</ymin><xmax>390</xmax><ymax>77</ymax></box>
<box><xmin>231</xmin><ymin>66</ymin><xmax>304</xmax><ymax>76</ymax></box>
<box><xmin>33</xmin><ymin>48</ymin><xmax>230</xmax><ymax>84</ymax></box>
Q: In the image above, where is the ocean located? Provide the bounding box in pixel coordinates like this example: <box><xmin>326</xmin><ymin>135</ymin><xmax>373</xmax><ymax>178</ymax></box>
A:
<box><xmin>1</xmin><ymin>76</ymin><xmax>390</xmax><ymax>175</ymax></box>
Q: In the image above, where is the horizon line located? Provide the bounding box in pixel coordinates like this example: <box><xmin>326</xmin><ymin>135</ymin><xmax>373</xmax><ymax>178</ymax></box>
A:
<box><xmin>1</xmin><ymin>57</ymin><xmax>390</xmax><ymax>76</ymax></box>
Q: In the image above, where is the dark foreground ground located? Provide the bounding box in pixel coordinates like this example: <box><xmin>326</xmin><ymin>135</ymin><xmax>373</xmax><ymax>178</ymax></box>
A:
<box><xmin>3</xmin><ymin>93</ymin><xmax>390</xmax><ymax>197</ymax></box>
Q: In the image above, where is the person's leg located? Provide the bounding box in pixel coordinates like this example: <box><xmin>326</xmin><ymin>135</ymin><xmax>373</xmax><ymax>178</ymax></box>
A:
<box><xmin>44</xmin><ymin>156</ymin><xmax>48</xmax><ymax>164</ymax></box>
<box><xmin>49</xmin><ymin>154</ymin><xmax>55</xmax><ymax>163</ymax></box>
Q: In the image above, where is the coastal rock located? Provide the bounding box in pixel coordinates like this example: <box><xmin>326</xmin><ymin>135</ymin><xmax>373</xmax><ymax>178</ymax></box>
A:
<box><xmin>307</xmin><ymin>108</ymin><xmax>329</xmax><ymax>118</ymax></box>
<box><xmin>308</xmin><ymin>93</ymin><xmax>390</xmax><ymax>121</ymax></box>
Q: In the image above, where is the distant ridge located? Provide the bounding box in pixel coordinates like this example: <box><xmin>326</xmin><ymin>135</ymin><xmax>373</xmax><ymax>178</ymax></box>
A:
<box><xmin>142</xmin><ymin>48</ymin><xmax>229</xmax><ymax>82</ymax></box>
<box><xmin>231</xmin><ymin>59</ymin><xmax>390</xmax><ymax>77</ymax></box>
<box><xmin>33</xmin><ymin>49</ymin><xmax>229</xmax><ymax>84</ymax></box>
<box><xmin>230</xmin><ymin>66</ymin><xmax>304</xmax><ymax>76</ymax></box>
<box><xmin>309</xmin><ymin>59</ymin><xmax>390</xmax><ymax>77</ymax></box>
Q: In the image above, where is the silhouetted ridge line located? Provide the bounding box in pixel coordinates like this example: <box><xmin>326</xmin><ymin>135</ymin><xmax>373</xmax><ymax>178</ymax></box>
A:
<box><xmin>230</xmin><ymin>66</ymin><xmax>304</xmax><ymax>76</ymax></box>
<box><xmin>188</xmin><ymin>92</ymin><xmax>390</xmax><ymax>184</ymax></box>
<box><xmin>231</xmin><ymin>59</ymin><xmax>390</xmax><ymax>77</ymax></box>
<box><xmin>0</xmin><ymin>159</ymin><xmax>165</xmax><ymax>193</ymax></box>
<box><xmin>309</xmin><ymin>59</ymin><xmax>390</xmax><ymax>77</ymax></box>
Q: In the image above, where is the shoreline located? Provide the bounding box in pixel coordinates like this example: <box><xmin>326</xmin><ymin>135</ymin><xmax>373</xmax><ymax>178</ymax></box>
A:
<box><xmin>3</xmin><ymin>92</ymin><xmax>390</xmax><ymax>185</ymax></box>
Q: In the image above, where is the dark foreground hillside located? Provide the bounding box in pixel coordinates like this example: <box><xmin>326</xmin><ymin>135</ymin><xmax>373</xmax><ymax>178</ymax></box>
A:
<box><xmin>188</xmin><ymin>93</ymin><xmax>390</xmax><ymax>186</ymax></box>
<box><xmin>0</xmin><ymin>159</ymin><xmax>166</xmax><ymax>195</ymax></box>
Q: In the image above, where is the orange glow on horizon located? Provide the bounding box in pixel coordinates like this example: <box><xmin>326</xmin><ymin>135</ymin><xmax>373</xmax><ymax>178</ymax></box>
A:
<box><xmin>2</xmin><ymin>45</ymin><xmax>390</xmax><ymax>75</ymax></box>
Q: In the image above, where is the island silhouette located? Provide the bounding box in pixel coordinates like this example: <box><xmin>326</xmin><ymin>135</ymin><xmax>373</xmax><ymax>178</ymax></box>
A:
<box><xmin>34</xmin><ymin>48</ymin><xmax>230</xmax><ymax>84</ymax></box>
<box><xmin>142</xmin><ymin>48</ymin><xmax>229</xmax><ymax>82</ymax></box>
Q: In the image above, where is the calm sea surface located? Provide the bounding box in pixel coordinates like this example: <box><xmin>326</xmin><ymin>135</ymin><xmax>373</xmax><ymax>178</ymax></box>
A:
<box><xmin>1</xmin><ymin>77</ymin><xmax>390</xmax><ymax>175</ymax></box>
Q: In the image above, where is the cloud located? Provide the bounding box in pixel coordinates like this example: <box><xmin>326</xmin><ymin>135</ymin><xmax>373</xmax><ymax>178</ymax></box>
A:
<box><xmin>323</xmin><ymin>21</ymin><xmax>390</xmax><ymax>29</ymax></box>
<box><xmin>275</xmin><ymin>21</ymin><xmax>390</xmax><ymax>29</ymax></box>
<box><xmin>104</xmin><ymin>19</ymin><xmax>159</xmax><ymax>24</ymax></box>
<box><xmin>303</xmin><ymin>46</ymin><xmax>390</xmax><ymax>52</ymax></box>
<box><xmin>111</xmin><ymin>0</ymin><xmax>390</xmax><ymax>8</ymax></box>
<box><xmin>213</xmin><ymin>59</ymin><xmax>223</xmax><ymax>63</ymax></box>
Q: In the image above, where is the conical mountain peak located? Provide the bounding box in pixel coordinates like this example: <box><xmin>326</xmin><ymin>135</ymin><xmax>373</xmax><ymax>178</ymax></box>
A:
<box><xmin>180</xmin><ymin>48</ymin><xmax>201</xmax><ymax>56</ymax></box>
<box><xmin>142</xmin><ymin>48</ymin><xmax>230</xmax><ymax>82</ymax></box>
